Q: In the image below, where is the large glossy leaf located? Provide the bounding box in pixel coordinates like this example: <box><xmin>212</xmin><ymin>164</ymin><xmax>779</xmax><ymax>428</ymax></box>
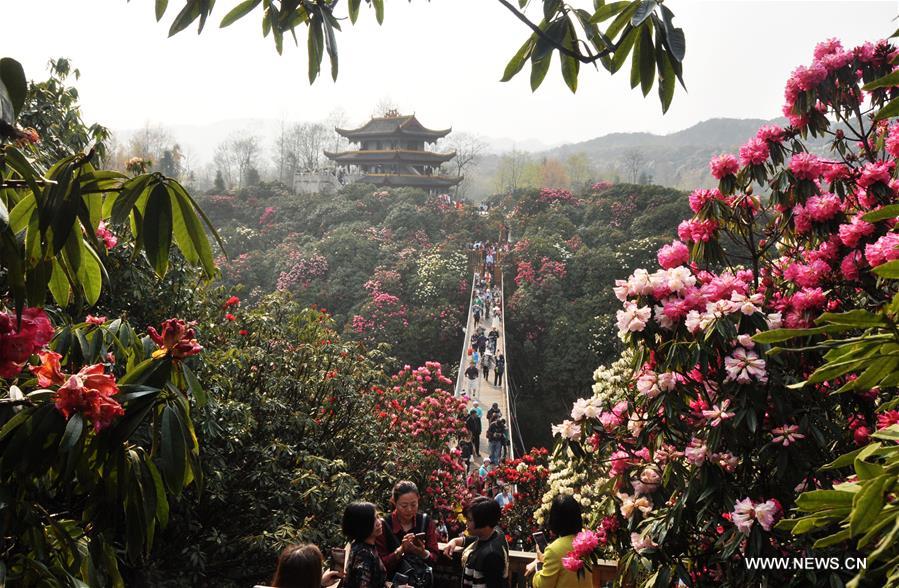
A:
<box><xmin>220</xmin><ymin>0</ymin><xmax>260</xmax><ymax>27</ymax></box>
<box><xmin>849</xmin><ymin>475</ymin><xmax>894</xmax><ymax>536</ymax></box>
<box><xmin>142</xmin><ymin>183</ymin><xmax>173</xmax><ymax>277</ymax></box>
<box><xmin>169</xmin><ymin>182</ymin><xmax>218</xmax><ymax>277</ymax></box>
<box><xmin>156</xmin><ymin>0</ymin><xmax>169</xmax><ymax>21</ymax></box>
<box><xmin>590</xmin><ymin>0</ymin><xmax>629</xmax><ymax>23</ymax></box>
<box><xmin>76</xmin><ymin>236</ymin><xmax>103</xmax><ymax>305</ymax></box>
<box><xmin>0</xmin><ymin>58</ymin><xmax>27</xmax><ymax>118</ymax></box>
<box><xmin>610</xmin><ymin>26</ymin><xmax>638</xmax><ymax>74</ymax></box>
<box><xmin>159</xmin><ymin>405</ymin><xmax>188</xmax><ymax>494</ymax></box>
<box><xmin>655</xmin><ymin>41</ymin><xmax>675</xmax><ymax>113</ymax></box>
<box><xmin>658</xmin><ymin>4</ymin><xmax>685</xmax><ymax>61</ymax></box>
<box><xmin>630</xmin><ymin>0</ymin><xmax>657</xmax><ymax>26</ymax></box>
<box><xmin>501</xmin><ymin>36</ymin><xmax>536</xmax><ymax>82</ymax></box>
<box><xmin>638</xmin><ymin>25</ymin><xmax>655</xmax><ymax>96</ymax></box>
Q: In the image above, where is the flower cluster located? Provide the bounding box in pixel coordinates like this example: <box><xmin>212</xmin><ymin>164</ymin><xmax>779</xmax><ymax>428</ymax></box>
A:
<box><xmin>0</xmin><ymin>308</ymin><xmax>54</xmax><ymax>378</ymax></box>
<box><xmin>148</xmin><ymin>318</ymin><xmax>203</xmax><ymax>360</ymax></box>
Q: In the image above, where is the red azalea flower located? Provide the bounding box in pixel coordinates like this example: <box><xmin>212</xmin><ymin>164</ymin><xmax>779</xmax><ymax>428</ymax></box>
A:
<box><xmin>29</xmin><ymin>350</ymin><xmax>66</xmax><ymax>387</ymax></box>
<box><xmin>225</xmin><ymin>313</ymin><xmax>236</xmax><ymax>321</ymax></box>
<box><xmin>148</xmin><ymin>318</ymin><xmax>202</xmax><ymax>359</ymax></box>
<box><xmin>85</xmin><ymin>314</ymin><xmax>107</xmax><ymax>326</ymax></box>
<box><xmin>54</xmin><ymin>364</ymin><xmax>124</xmax><ymax>431</ymax></box>
<box><xmin>239</xmin><ymin>329</ymin><xmax>249</xmax><ymax>336</ymax></box>
<box><xmin>0</xmin><ymin>307</ymin><xmax>54</xmax><ymax>378</ymax></box>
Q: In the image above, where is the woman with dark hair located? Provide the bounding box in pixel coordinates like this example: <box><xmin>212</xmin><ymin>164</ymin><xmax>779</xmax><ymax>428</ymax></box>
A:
<box><xmin>267</xmin><ymin>544</ymin><xmax>343</xmax><ymax>588</ymax></box>
<box><xmin>342</xmin><ymin>502</ymin><xmax>386</xmax><ymax>588</ymax></box>
<box><xmin>375</xmin><ymin>480</ymin><xmax>440</xmax><ymax>582</ymax></box>
<box><xmin>526</xmin><ymin>494</ymin><xmax>592</xmax><ymax>587</ymax></box>
<box><xmin>442</xmin><ymin>496</ymin><xmax>509</xmax><ymax>588</ymax></box>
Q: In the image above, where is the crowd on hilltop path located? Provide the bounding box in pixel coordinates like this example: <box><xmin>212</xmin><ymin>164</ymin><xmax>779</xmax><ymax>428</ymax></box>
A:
<box><xmin>253</xmin><ymin>244</ymin><xmax>593</xmax><ymax>588</ymax></box>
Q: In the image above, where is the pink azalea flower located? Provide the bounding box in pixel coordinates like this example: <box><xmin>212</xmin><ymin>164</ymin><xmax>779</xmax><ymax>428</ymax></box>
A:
<box><xmin>702</xmin><ymin>399</ymin><xmax>735</xmax><ymax>427</ymax></box>
<box><xmin>657</xmin><ymin>240</ymin><xmax>690</xmax><ymax>269</ymax></box>
<box><xmin>709</xmin><ymin>154</ymin><xmax>739</xmax><ymax>180</ymax></box>
<box><xmin>771</xmin><ymin>424</ymin><xmax>805</xmax><ymax>446</ymax></box>
<box><xmin>724</xmin><ymin>347</ymin><xmax>767</xmax><ymax>384</ymax></box>
<box><xmin>739</xmin><ymin>137</ymin><xmax>770</xmax><ymax>166</ymax></box>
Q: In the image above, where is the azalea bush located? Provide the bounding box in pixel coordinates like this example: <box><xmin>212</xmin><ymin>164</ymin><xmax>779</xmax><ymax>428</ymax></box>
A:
<box><xmin>546</xmin><ymin>37</ymin><xmax>899</xmax><ymax>586</ymax></box>
<box><xmin>1</xmin><ymin>56</ymin><xmax>219</xmax><ymax>585</ymax></box>
<box><xmin>484</xmin><ymin>447</ymin><xmax>550</xmax><ymax>549</ymax></box>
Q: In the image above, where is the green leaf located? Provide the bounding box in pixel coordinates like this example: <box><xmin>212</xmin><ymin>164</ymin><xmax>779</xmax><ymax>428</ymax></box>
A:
<box><xmin>796</xmin><ymin>489</ymin><xmax>854</xmax><ymax>512</ymax></box>
<box><xmin>658</xmin><ymin>4</ymin><xmax>685</xmax><ymax>61</ymax></box>
<box><xmin>813</xmin><ymin>528</ymin><xmax>851</xmax><ymax>549</ymax></box>
<box><xmin>752</xmin><ymin>324</ymin><xmax>851</xmax><ymax>343</ymax></box>
<box><xmin>873</xmin><ymin>259</ymin><xmax>899</xmax><ymax>279</ymax></box>
<box><xmin>610</xmin><ymin>26</ymin><xmax>638</xmax><ymax>74</ymax></box>
<box><xmin>560</xmin><ymin>24</ymin><xmax>579</xmax><ymax>93</ymax></box>
<box><xmin>822</xmin><ymin>447</ymin><xmax>864</xmax><ymax>471</ymax></box>
<box><xmin>181</xmin><ymin>363</ymin><xmax>207</xmax><ymax>407</ymax></box>
<box><xmin>850</xmin><ymin>475</ymin><xmax>894</xmax><ymax>536</ymax></box>
<box><xmin>220</xmin><ymin>0</ymin><xmax>260</xmax><ymax>27</ymax></box>
<box><xmin>373</xmin><ymin>0</ymin><xmax>384</xmax><ymax>25</ymax></box>
<box><xmin>638</xmin><ymin>25</ymin><xmax>654</xmax><ymax>96</ymax></box>
<box><xmin>874</xmin><ymin>96</ymin><xmax>899</xmax><ymax>121</ymax></box>
<box><xmin>590</xmin><ymin>0</ymin><xmax>629</xmax><ymax>23</ymax></box>
<box><xmin>863</xmin><ymin>69</ymin><xmax>899</xmax><ymax>91</ymax></box>
<box><xmin>323</xmin><ymin>14</ymin><xmax>339</xmax><ymax>82</ymax></box>
<box><xmin>169</xmin><ymin>0</ymin><xmax>201</xmax><ymax>36</ymax></box>
<box><xmin>501</xmin><ymin>36</ymin><xmax>536</xmax><ymax>82</ymax></box>
<box><xmin>48</xmin><ymin>258</ymin><xmax>70</xmax><ymax>306</ymax></box>
<box><xmin>630</xmin><ymin>0</ymin><xmax>657</xmax><ymax>26</ymax></box>
<box><xmin>76</xmin><ymin>237</ymin><xmax>103</xmax><ymax>306</ymax></box>
<box><xmin>530</xmin><ymin>50</ymin><xmax>552</xmax><ymax>92</ymax></box>
<box><xmin>159</xmin><ymin>406</ymin><xmax>188</xmax><ymax>493</ymax></box>
<box><xmin>60</xmin><ymin>413</ymin><xmax>84</xmax><ymax>452</ymax></box>
<box><xmin>155</xmin><ymin>0</ymin><xmax>169</xmax><ymax>21</ymax></box>
<box><xmin>0</xmin><ymin>58</ymin><xmax>27</xmax><ymax>117</ymax></box>
<box><xmin>655</xmin><ymin>40</ymin><xmax>675</xmax><ymax>113</ymax></box>
<box><xmin>817</xmin><ymin>309</ymin><xmax>887</xmax><ymax>328</ymax></box>
<box><xmin>863</xmin><ymin>203</ymin><xmax>899</xmax><ymax>222</ymax></box>
<box><xmin>348</xmin><ymin>0</ymin><xmax>361</xmax><ymax>23</ymax></box>
<box><xmin>110</xmin><ymin>174</ymin><xmax>153</xmax><ymax>225</ymax></box>
<box><xmin>169</xmin><ymin>179</ymin><xmax>219</xmax><ymax>278</ymax></box>
<box><xmin>143</xmin><ymin>183</ymin><xmax>173</xmax><ymax>277</ymax></box>
<box><xmin>307</xmin><ymin>19</ymin><xmax>324</xmax><ymax>83</ymax></box>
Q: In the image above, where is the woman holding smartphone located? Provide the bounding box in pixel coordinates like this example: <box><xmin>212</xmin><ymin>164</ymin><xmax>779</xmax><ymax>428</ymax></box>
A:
<box><xmin>342</xmin><ymin>502</ymin><xmax>386</xmax><ymax>588</ymax></box>
<box><xmin>526</xmin><ymin>494</ymin><xmax>592</xmax><ymax>588</ymax></box>
<box><xmin>375</xmin><ymin>480</ymin><xmax>440</xmax><ymax>582</ymax></box>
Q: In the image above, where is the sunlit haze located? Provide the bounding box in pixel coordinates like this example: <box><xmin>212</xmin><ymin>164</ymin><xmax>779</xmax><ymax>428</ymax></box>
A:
<box><xmin>7</xmin><ymin>0</ymin><xmax>898</xmax><ymax>149</ymax></box>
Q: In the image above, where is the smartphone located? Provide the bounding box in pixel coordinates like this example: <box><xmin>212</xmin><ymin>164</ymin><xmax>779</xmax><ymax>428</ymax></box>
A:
<box><xmin>415</xmin><ymin>532</ymin><xmax>427</xmax><ymax>542</ymax></box>
<box><xmin>532</xmin><ymin>531</ymin><xmax>548</xmax><ymax>551</ymax></box>
<box><xmin>394</xmin><ymin>572</ymin><xmax>410</xmax><ymax>585</ymax></box>
<box><xmin>331</xmin><ymin>547</ymin><xmax>346</xmax><ymax>570</ymax></box>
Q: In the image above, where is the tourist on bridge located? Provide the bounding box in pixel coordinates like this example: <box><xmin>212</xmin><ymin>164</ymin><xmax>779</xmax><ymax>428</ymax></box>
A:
<box><xmin>493</xmin><ymin>354</ymin><xmax>505</xmax><ymax>387</ymax></box>
<box><xmin>491</xmin><ymin>305</ymin><xmax>501</xmax><ymax>330</ymax></box>
<box><xmin>472</xmin><ymin>349</ymin><xmax>480</xmax><ymax>368</ymax></box>
<box><xmin>459</xmin><ymin>433</ymin><xmax>474</xmax><ymax>474</ymax></box>
<box><xmin>341</xmin><ymin>502</ymin><xmax>386</xmax><ymax>588</ymax></box>
<box><xmin>442</xmin><ymin>497</ymin><xmax>509</xmax><ymax>588</ymax></box>
<box><xmin>471</xmin><ymin>400</ymin><xmax>483</xmax><ymax>419</ymax></box>
<box><xmin>526</xmin><ymin>494</ymin><xmax>592</xmax><ymax>588</ymax></box>
<box><xmin>498</xmin><ymin>419</ymin><xmax>510</xmax><ymax>461</ymax></box>
<box><xmin>477</xmin><ymin>334</ymin><xmax>488</xmax><ymax>355</ymax></box>
<box><xmin>486</xmin><ymin>403</ymin><xmax>501</xmax><ymax>424</ymax></box>
<box><xmin>494</xmin><ymin>486</ymin><xmax>514</xmax><ymax>509</ymax></box>
<box><xmin>478</xmin><ymin>458</ymin><xmax>493</xmax><ymax>481</ymax></box>
<box><xmin>465</xmin><ymin>409</ymin><xmax>482</xmax><ymax>456</ymax></box>
<box><xmin>375</xmin><ymin>481</ymin><xmax>440</xmax><ymax>583</ymax></box>
<box><xmin>465</xmin><ymin>362</ymin><xmax>479</xmax><ymax>398</ymax></box>
<box><xmin>481</xmin><ymin>352</ymin><xmax>493</xmax><ymax>381</ymax></box>
<box><xmin>473</xmin><ymin>306</ymin><xmax>481</xmax><ymax>327</ymax></box>
<box><xmin>487</xmin><ymin>419</ymin><xmax>505</xmax><ymax>465</ymax></box>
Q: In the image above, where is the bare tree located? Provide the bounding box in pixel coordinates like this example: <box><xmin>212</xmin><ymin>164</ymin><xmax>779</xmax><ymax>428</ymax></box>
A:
<box><xmin>622</xmin><ymin>148</ymin><xmax>645</xmax><ymax>184</ymax></box>
<box><xmin>127</xmin><ymin>122</ymin><xmax>172</xmax><ymax>166</ymax></box>
<box><xmin>494</xmin><ymin>148</ymin><xmax>530</xmax><ymax>194</ymax></box>
<box><xmin>214</xmin><ymin>132</ymin><xmax>260</xmax><ymax>190</ymax></box>
<box><xmin>438</xmin><ymin>132</ymin><xmax>488</xmax><ymax>198</ymax></box>
<box><xmin>325</xmin><ymin>107</ymin><xmax>349</xmax><ymax>155</ymax></box>
<box><xmin>565</xmin><ymin>152</ymin><xmax>594</xmax><ymax>192</ymax></box>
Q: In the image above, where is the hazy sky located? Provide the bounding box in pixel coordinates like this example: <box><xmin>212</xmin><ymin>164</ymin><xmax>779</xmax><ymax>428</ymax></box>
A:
<box><xmin>5</xmin><ymin>1</ymin><xmax>898</xmax><ymax>146</ymax></box>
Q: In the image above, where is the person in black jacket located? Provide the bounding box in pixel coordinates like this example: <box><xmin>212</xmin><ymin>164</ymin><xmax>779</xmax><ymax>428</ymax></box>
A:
<box><xmin>442</xmin><ymin>497</ymin><xmax>509</xmax><ymax>588</ymax></box>
<box><xmin>493</xmin><ymin>355</ymin><xmax>505</xmax><ymax>387</ymax></box>
<box><xmin>342</xmin><ymin>502</ymin><xmax>386</xmax><ymax>588</ymax></box>
<box><xmin>459</xmin><ymin>432</ymin><xmax>474</xmax><ymax>474</ymax></box>
<box><xmin>465</xmin><ymin>409</ymin><xmax>482</xmax><ymax>456</ymax></box>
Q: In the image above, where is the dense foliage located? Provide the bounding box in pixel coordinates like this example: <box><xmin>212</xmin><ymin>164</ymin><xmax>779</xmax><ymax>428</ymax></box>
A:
<box><xmin>200</xmin><ymin>183</ymin><xmax>485</xmax><ymax>369</ymax></box>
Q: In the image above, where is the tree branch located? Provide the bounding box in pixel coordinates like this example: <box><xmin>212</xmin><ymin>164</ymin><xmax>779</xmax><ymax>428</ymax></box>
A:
<box><xmin>494</xmin><ymin>0</ymin><xmax>616</xmax><ymax>64</ymax></box>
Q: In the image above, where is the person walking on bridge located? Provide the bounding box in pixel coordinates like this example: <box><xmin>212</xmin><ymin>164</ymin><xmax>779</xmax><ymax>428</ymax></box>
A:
<box><xmin>493</xmin><ymin>354</ymin><xmax>505</xmax><ymax>387</ymax></box>
<box><xmin>464</xmin><ymin>362</ymin><xmax>479</xmax><ymax>398</ymax></box>
<box><xmin>465</xmin><ymin>409</ymin><xmax>482</xmax><ymax>457</ymax></box>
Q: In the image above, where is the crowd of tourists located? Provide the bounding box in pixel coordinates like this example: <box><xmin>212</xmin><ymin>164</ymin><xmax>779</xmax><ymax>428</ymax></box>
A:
<box><xmin>463</xmin><ymin>273</ymin><xmax>506</xmax><ymax>400</ymax></box>
<box><xmin>259</xmin><ymin>481</ymin><xmax>592</xmax><ymax>588</ymax></box>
